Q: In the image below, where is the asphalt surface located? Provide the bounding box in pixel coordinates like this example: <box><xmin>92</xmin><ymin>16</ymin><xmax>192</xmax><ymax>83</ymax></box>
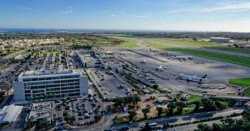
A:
<box><xmin>115</xmin><ymin>47</ymin><xmax>250</xmax><ymax>96</ymax></box>
<box><xmin>111</xmin><ymin>108</ymin><xmax>244</xmax><ymax>131</ymax></box>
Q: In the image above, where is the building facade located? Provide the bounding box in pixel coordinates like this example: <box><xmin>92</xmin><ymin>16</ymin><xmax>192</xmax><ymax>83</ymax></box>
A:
<box><xmin>210</xmin><ymin>37</ymin><xmax>230</xmax><ymax>43</ymax></box>
<box><xmin>14</xmin><ymin>70</ymin><xmax>88</xmax><ymax>103</ymax></box>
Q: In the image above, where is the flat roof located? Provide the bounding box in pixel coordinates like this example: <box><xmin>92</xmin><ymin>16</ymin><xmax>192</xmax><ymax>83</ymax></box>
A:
<box><xmin>211</xmin><ymin>37</ymin><xmax>230</xmax><ymax>39</ymax></box>
<box><xmin>0</xmin><ymin>104</ymin><xmax>23</xmax><ymax>123</ymax></box>
<box><xmin>18</xmin><ymin>69</ymin><xmax>83</xmax><ymax>79</ymax></box>
<box><xmin>22</xmin><ymin>69</ymin><xmax>74</xmax><ymax>76</ymax></box>
<box><xmin>157</xmin><ymin>97</ymin><xmax>170</xmax><ymax>101</ymax></box>
<box><xmin>29</xmin><ymin>101</ymin><xmax>54</xmax><ymax>122</ymax></box>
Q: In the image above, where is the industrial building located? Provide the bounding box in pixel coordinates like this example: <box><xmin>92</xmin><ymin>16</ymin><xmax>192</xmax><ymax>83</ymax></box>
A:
<box><xmin>13</xmin><ymin>69</ymin><xmax>88</xmax><ymax>103</ymax></box>
<box><xmin>210</xmin><ymin>37</ymin><xmax>230</xmax><ymax>43</ymax></box>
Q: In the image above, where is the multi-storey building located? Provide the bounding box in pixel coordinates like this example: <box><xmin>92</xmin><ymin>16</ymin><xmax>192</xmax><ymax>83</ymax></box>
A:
<box><xmin>13</xmin><ymin>70</ymin><xmax>88</xmax><ymax>103</ymax></box>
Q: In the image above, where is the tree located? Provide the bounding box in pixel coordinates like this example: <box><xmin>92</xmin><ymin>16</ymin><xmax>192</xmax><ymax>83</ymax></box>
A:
<box><xmin>212</xmin><ymin>123</ymin><xmax>224</xmax><ymax>131</ymax></box>
<box><xmin>201</xmin><ymin>98</ymin><xmax>217</xmax><ymax>111</ymax></box>
<box><xmin>142</xmin><ymin>108</ymin><xmax>150</xmax><ymax>119</ymax></box>
<box><xmin>37</xmin><ymin>118</ymin><xmax>49</xmax><ymax>129</ymax></box>
<box><xmin>242</xmin><ymin>109</ymin><xmax>250</xmax><ymax>121</ymax></box>
<box><xmin>177</xmin><ymin>101</ymin><xmax>185</xmax><ymax>114</ymax></box>
<box><xmin>192</xmin><ymin>37</ymin><xmax>198</xmax><ymax>41</ymax></box>
<box><xmin>215</xmin><ymin>101</ymin><xmax>226</xmax><ymax>110</ymax></box>
<box><xmin>194</xmin><ymin>101</ymin><xmax>201</xmax><ymax>112</ymax></box>
<box><xmin>142</xmin><ymin>122</ymin><xmax>151</xmax><ymax>131</ymax></box>
<box><xmin>156</xmin><ymin>107</ymin><xmax>163</xmax><ymax>117</ymax></box>
<box><xmin>197</xmin><ymin>123</ymin><xmax>212</xmax><ymax>131</ymax></box>
<box><xmin>128</xmin><ymin>110</ymin><xmax>137</xmax><ymax>121</ymax></box>
<box><xmin>168</xmin><ymin>102</ymin><xmax>175</xmax><ymax>115</ymax></box>
<box><xmin>152</xmin><ymin>84</ymin><xmax>159</xmax><ymax>90</ymax></box>
<box><xmin>63</xmin><ymin>111</ymin><xmax>69</xmax><ymax>117</ymax></box>
<box><xmin>113</xmin><ymin>116</ymin><xmax>120</xmax><ymax>125</ymax></box>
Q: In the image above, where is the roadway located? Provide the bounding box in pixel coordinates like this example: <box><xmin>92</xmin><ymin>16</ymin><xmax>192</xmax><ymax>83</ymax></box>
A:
<box><xmin>110</xmin><ymin>107</ymin><xmax>244</xmax><ymax>130</ymax></box>
<box><xmin>167</xmin><ymin>116</ymin><xmax>242</xmax><ymax>131</ymax></box>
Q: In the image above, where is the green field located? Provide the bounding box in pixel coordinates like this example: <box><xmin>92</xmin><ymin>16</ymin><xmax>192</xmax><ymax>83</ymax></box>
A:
<box><xmin>229</xmin><ymin>77</ymin><xmax>250</xmax><ymax>96</ymax></box>
<box><xmin>229</xmin><ymin>78</ymin><xmax>250</xmax><ymax>87</ymax></box>
<box><xmin>209</xmin><ymin>46</ymin><xmax>250</xmax><ymax>54</ymax></box>
<box><xmin>39</xmin><ymin>50</ymin><xmax>64</xmax><ymax>54</ymax></box>
<box><xmin>108</xmin><ymin>36</ymin><xmax>138</xmax><ymax>48</ymax></box>
<box><xmin>110</xmin><ymin>35</ymin><xmax>250</xmax><ymax>67</ymax></box>
<box><xmin>143</xmin><ymin>38</ymin><xmax>223</xmax><ymax>47</ymax></box>
<box><xmin>148</xmin><ymin>44</ymin><xmax>250</xmax><ymax>67</ymax></box>
<box><xmin>189</xmin><ymin>95</ymin><xmax>202</xmax><ymax>101</ymax></box>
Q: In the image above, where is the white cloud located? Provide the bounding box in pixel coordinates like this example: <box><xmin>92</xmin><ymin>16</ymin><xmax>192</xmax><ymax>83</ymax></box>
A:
<box><xmin>156</xmin><ymin>20</ymin><xmax>250</xmax><ymax>32</ymax></box>
<box><xmin>202</xmin><ymin>2</ymin><xmax>250</xmax><ymax>12</ymax></box>
<box><xmin>171</xmin><ymin>2</ymin><xmax>250</xmax><ymax>13</ymax></box>
<box><xmin>15</xmin><ymin>5</ymin><xmax>34</xmax><ymax>11</ymax></box>
<box><xmin>62</xmin><ymin>7</ymin><xmax>73</xmax><ymax>15</ymax></box>
<box><xmin>15</xmin><ymin>4</ymin><xmax>46</xmax><ymax>14</ymax></box>
<box><xmin>135</xmin><ymin>15</ymin><xmax>149</xmax><ymax>18</ymax></box>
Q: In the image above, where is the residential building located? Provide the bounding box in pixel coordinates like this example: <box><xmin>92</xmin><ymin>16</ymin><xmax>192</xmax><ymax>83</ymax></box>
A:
<box><xmin>13</xmin><ymin>69</ymin><xmax>88</xmax><ymax>103</ymax></box>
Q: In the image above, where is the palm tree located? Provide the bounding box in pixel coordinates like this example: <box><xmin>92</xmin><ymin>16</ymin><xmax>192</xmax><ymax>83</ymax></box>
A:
<box><xmin>142</xmin><ymin>108</ymin><xmax>150</xmax><ymax>119</ymax></box>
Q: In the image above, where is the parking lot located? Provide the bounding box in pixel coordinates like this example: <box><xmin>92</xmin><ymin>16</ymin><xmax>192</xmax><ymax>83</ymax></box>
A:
<box><xmin>88</xmin><ymin>68</ymin><xmax>134</xmax><ymax>99</ymax></box>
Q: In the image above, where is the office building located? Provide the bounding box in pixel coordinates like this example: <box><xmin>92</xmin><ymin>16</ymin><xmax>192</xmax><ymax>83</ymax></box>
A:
<box><xmin>13</xmin><ymin>69</ymin><xmax>88</xmax><ymax>103</ymax></box>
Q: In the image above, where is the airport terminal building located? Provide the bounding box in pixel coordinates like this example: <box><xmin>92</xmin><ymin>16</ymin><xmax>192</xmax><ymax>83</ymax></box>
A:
<box><xmin>13</xmin><ymin>70</ymin><xmax>88</xmax><ymax>103</ymax></box>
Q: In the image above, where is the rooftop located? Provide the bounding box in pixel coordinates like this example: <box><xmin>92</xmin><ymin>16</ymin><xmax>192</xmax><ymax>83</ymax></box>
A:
<box><xmin>211</xmin><ymin>37</ymin><xmax>230</xmax><ymax>39</ymax></box>
<box><xmin>28</xmin><ymin>101</ymin><xmax>54</xmax><ymax>122</ymax></box>
<box><xmin>0</xmin><ymin>104</ymin><xmax>23</xmax><ymax>123</ymax></box>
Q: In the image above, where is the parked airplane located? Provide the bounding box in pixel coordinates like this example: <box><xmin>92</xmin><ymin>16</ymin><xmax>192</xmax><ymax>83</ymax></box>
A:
<box><xmin>155</xmin><ymin>65</ymin><xmax>166</xmax><ymax>72</ymax></box>
<box><xmin>141</xmin><ymin>59</ymin><xmax>147</xmax><ymax>64</ymax></box>
<box><xmin>176</xmin><ymin>73</ymin><xmax>207</xmax><ymax>83</ymax></box>
<box><xmin>175</xmin><ymin>56</ymin><xmax>193</xmax><ymax>60</ymax></box>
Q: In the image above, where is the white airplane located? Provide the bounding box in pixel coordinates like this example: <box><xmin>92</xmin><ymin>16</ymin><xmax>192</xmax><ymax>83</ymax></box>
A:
<box><xmin>176</xmin><ymin>73</ymin><xmax>207</xmax><ymax>83</ymax></box>
<box><xmin>155</xmin><ymin>65</ymin><xmax>166</xmax><ymax>72</ymax></box>
<box><xmin>141</xmin><ymin>59</ymin><xmax>147</xmax><ymax>64</ymax></box>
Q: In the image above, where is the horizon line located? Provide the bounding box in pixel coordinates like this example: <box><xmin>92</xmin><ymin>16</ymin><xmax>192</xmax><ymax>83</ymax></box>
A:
<box><xmin>0</xmin><ymin>27</ymin><xmax>250</xmax><ymax>33</ymax></box>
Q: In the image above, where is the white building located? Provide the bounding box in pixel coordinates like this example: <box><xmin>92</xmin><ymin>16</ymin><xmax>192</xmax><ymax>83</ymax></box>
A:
<box><xmin>0</xmin><ymin>104</ymin><xmax>23</xmax><ymax>124</ymax></box>
<box><xmin>27</xmin><ymin>101</ymin><xmax>54</xmax><ymax>122</ymax></box>
<box><xmin>210</xmin><ymin>37</ymin><xmax>230</xmax><ymax>43</ymax></box>
<box><xmin>13</xmin><ymin>69</ymin><xmax>88</xmax><ymax>103</ymax></box>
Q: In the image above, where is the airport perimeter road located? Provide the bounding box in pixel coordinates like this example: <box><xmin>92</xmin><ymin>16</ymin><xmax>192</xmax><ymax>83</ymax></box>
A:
<box><xmin>167</xmin><ymin>116</ymin><xmax>242</xmax><ymax>131</ymax></box>
<box><xmin>111</xmin><ymin>108</ymin><xmax>244</xmax><ymax>130</ymax></box>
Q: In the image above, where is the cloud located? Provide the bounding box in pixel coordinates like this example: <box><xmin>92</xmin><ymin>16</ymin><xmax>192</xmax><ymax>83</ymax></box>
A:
<box><xmin>135</xmin><ymin>15</ymin><xmax>149</xmax><ymax>18</ymax></box>
<box><xmin>111</xmin><ymin>14</ymin><xmax>115</xmax><ymax>17</ymax></box>
<box><xmin>62</xmin><ymin>6</ymin><xmax>73</xmax><ymax>15</ymax></box>
<box><xmin>171</xmin><ymin>2</ymin><xmax>250</xmax><ymax>13</ymax></box>
<box><xmin>202</xmin><ymin>2</ymin><xmax>250</xmax><ymax>12</ymax></box>
<box><xmin>15</xmin><ymin>5</ymin><xmax>34</xmax><ymax>11</ymax></box>
<box><xmin>14</xmin><ymin>4</ymin><xmax>46</xmax><ymax>14</ymax></box>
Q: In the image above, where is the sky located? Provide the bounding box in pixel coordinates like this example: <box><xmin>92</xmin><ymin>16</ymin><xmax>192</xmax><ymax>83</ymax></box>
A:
<box><xmin>1</xmin><ymin>0</ymin><xmax>250</xmax><ymax>32</ymax></box>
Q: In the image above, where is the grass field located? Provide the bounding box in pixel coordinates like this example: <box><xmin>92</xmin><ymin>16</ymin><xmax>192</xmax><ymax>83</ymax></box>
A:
<box><xmin>147</xmin><ymin>44</ymin><xmax>250</xmax><ymax>67</ymax></box>
<box><xmin>143</xmin><ymin>38</ymin><xmax>223</xmax><ymax>47</ymax></box>
<box><xmin>189</xmin><ymin>95</ymin><xmax>202</xmax><ymax>101</ymax></box>
<box><xmin>229</xmin><ymin>78</ymin><xmax>250</xmax><ymax>87</ymax></box>
<box><xmin>39</xmin><ymin>50</ymin><xmax>64</xmax><ymax>54</ymax></box>
<box><xmin>209</xmin><ymin>46</ymin><xmax>250</xmax><ymax>54</ymax></box>
<box><xmin>143</xmin><ymin>38</ymin><xmax>250</xmax><ymax>54</ymax></box>
<box><xmin>108</xmin><ymin>36</ymin><xmax>138</xmax><ymax>48</ymax></box>
<box><xmin>110</xmin><ymin>35</ymin><xmax>250</xmax><ymax>67</ymax></box>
